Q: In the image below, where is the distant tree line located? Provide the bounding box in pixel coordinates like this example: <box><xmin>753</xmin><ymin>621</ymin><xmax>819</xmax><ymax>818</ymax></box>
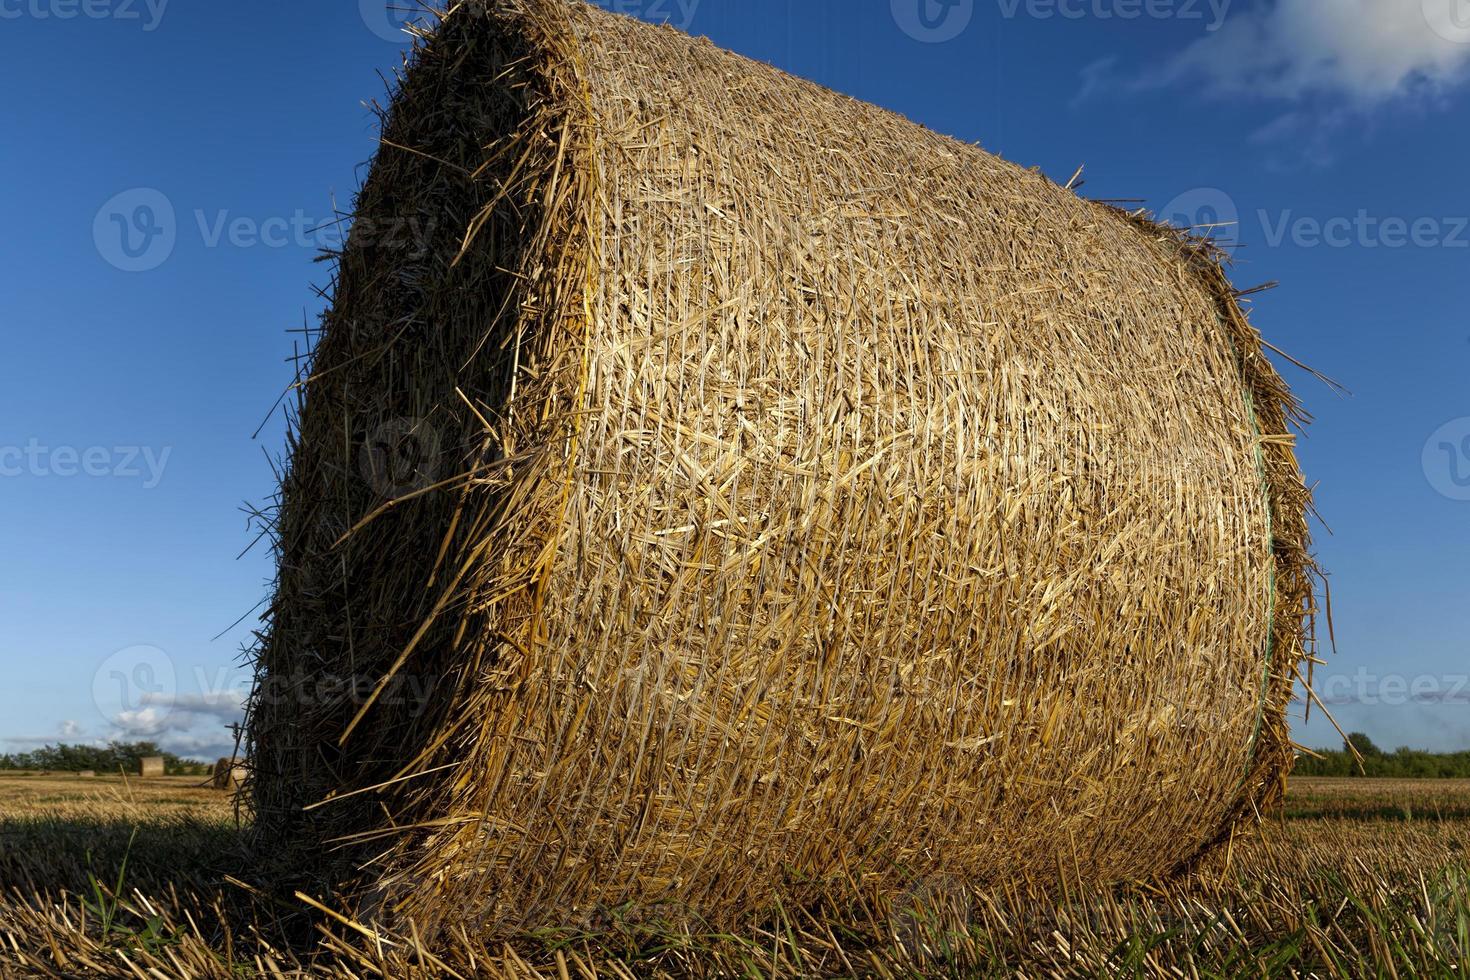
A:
<box><xmin>1295</xmin><ymin>733</ymin><xmax>1470</xmax><ymax>778</ymax></box>
<box><xmin>9</xmin><ymin>734</ymin><xmax>1466</xmax><ymax>779</ymax></box>
<box><xmin>0</xmin><ymin>741</ymin><xmax>211</xmax><ymax>775</ymax></box>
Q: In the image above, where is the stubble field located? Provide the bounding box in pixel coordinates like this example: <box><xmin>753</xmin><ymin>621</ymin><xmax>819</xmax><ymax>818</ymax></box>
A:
<box><xmin>0</xmin><ymin>772</ymin><xmax>1465</xmax><ymax>977</ymax></box>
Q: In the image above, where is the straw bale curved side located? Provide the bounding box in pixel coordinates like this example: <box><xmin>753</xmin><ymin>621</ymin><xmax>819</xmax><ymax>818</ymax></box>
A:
<box><xmin>249</xmin><ymin>0</ymin><xmax>1314</xmax><ymax>933</ymax></box>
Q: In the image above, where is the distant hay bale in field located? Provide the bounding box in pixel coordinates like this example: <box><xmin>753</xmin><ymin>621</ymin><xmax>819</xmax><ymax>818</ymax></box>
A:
<box><xmin>75</xmin><ymin>770</ymin><xmax>95</xmax><ymax>778</ymax></box>
<box><xmin>249</xmin><ymin>0</ymin><xmax>1316</xmax><ymax>936</ymax></box>
<box><xmin>137</xmin><ymin>757</ymin><xmax>164</xmax><ymax>778</ymax></box>
<box><xmin>212</xmin><ymin>757</ymin><xmax>245</xmax><ymax>791</ymax></box>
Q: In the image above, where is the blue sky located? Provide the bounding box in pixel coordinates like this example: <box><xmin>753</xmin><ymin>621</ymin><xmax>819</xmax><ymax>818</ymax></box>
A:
<box><xmin>1</xmin><ymin>0</ymin><xmax>1467</xmax><ymax>758</ymax></box>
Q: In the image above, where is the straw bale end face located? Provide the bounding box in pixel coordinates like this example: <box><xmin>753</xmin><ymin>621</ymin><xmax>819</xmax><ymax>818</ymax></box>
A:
<box><xmin>212</xmin><ymin>757</ymin><xmax>245</xmax><ymax>791</ymax></box>
<box><xmin>249</xmin><ymin>0</ymin><xmax>1315</xmax><ymax>936</ymax></box>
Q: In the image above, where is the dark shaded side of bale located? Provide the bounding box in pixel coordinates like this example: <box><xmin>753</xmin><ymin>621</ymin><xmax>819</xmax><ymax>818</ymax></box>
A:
<box><xmin>249</xmin><ymin>0</ymin><xmax>1315</xmax><ymax>935</ymax></box>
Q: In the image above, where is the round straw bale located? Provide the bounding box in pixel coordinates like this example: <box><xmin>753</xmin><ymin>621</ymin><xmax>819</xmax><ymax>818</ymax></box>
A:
<box><xmin>249</xmin><ymin>0</ymin><xmax>1315</xmax><ymax>934</ymax></box>
<box><xmin>213</xmin><ymin>757</ymin><xmax>245</xmax><ymax>791</ymax></box>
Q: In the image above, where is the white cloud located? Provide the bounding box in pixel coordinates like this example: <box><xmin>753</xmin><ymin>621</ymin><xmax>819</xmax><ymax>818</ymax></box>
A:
<box><xmin>112</xmin><ymin>691</ymin><xmax>245</xmax><ymax>755</ymax></box>
<box><xmin>140</xmin><ymin>690</ymin><xmax>246</xmax><ymax>720</ymax></box>
<box><xmin>114</xmin><ymin>706</ymin><xmax>173</xmax><ymax>736</ymax></box>
<box><xmin>1148</xmin><ymin>0</ymin><xmax>1470</xmax><ymax>105</ymax></box>
<box><xmin>149</xmin><ymin>730</ymin><xmax>242</xmax><ymax>759</ymax></box>
<box><xmin>5</xmin><ymin>688</ymin><xmax>247</xmax><ymax>762</ymax></box>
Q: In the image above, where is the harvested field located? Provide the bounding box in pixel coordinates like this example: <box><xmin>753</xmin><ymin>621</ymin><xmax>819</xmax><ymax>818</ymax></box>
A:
<box><xmin>1285</xmin><ymin>777</ymin><xmax>1470</xmax><ymax>821</ymax></box>
<box><xmin>1</xmin><ymin>773</ymin><xmax>1466</xmax><ymax>977</ymax></box>
<box><xmin>0</xmin><ymin>773</ymin><xmax>227</xmax><ymax>821</ymax></box>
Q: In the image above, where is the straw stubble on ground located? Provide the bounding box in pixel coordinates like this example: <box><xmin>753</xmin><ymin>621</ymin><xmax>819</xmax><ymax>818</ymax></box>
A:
<box><xmin>2</xmin><ymin>773</ymin><xmax>1468</xmax><ymax>977</ymax></box>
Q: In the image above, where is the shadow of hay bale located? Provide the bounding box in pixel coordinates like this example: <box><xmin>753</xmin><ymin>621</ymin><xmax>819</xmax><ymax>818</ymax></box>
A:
<box><xmin>0</xmin><ymin>816</ymin><xmax>248</xmax><ymax>896</ymax></box>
